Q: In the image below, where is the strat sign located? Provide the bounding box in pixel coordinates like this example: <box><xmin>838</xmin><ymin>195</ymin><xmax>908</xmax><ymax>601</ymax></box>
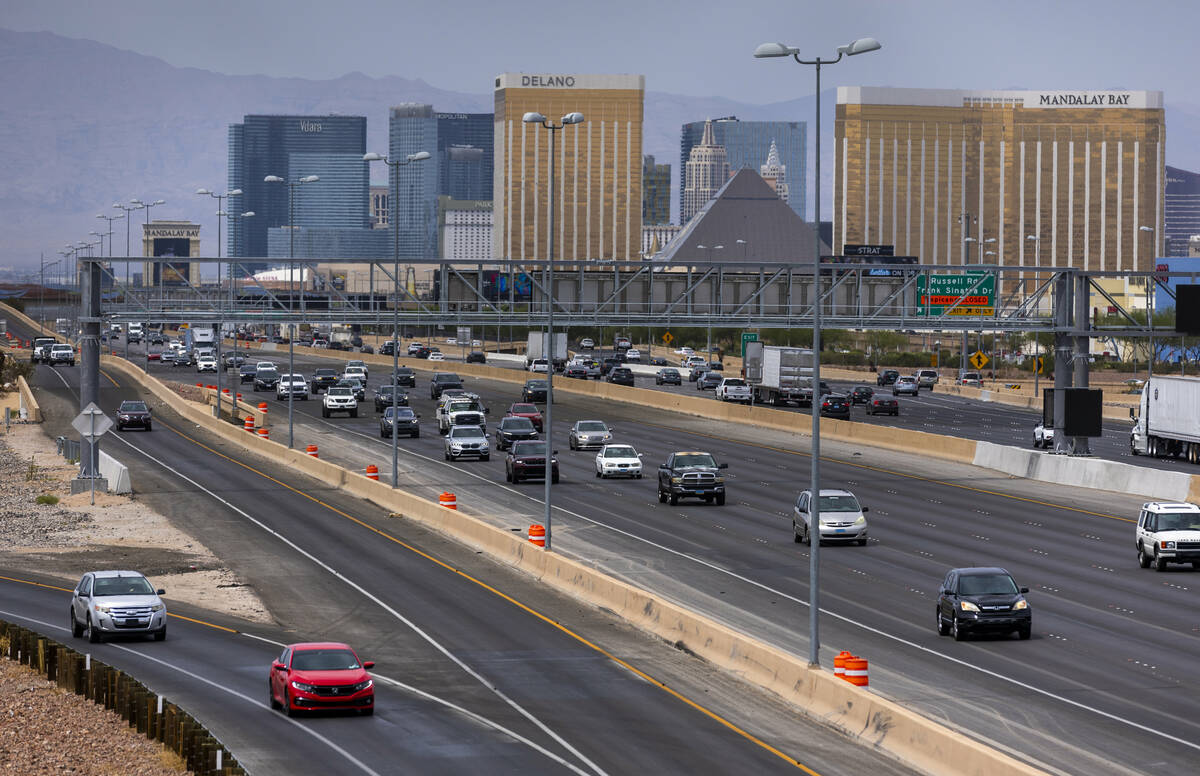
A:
<box><xmin>1038</xmin><ymin>93</ymin><xmax>1132</xmax><ymax>107</ymax></box>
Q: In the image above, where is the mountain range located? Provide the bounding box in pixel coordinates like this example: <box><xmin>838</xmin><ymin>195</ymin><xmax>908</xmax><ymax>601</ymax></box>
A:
<box><xmin>2</xmin><ymin>27</ymin><xmax>1198</xmax><ymax>272</ymax></box>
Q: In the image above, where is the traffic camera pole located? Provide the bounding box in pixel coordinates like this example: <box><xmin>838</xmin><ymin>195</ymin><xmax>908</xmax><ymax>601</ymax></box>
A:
<box><xmin>78</xmin><ymin>258</ymin><xmax>101</xmax><ymax>480</ymax></box>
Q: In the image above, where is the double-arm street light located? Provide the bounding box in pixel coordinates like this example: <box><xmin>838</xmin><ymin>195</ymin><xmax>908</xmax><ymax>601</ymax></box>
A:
<box><xmin>131</xmin><ymin>198</ymin><xmax>166</xmax><ymax>312</ymax></box>
<box><xmin>363</xmin><ymin>150</ymin><xmax>431</xmax><ymax>488</ymax></box>
<box><xmin>264</xmin><ymin>174</ymin><xmax>319</xmax><ymax>448</ymax></box>
<box><xmin>1140</xmin><ymin>225</ymin><xmax>1157</xmax><ymax>380</ymax></box>
<box><xmin>755</xmin><ymin>34</ymin><xmax>881</xmax><ymax>667</ymax></box>
<box><xmin>523</xmin><ymin>110</ymin><xmax>584</xmax><ymax>551</ymax></box>
<box><xmin>196</xmin><ymin>188</ymin><xmax>243</xmax><ymax>422</ymax></box>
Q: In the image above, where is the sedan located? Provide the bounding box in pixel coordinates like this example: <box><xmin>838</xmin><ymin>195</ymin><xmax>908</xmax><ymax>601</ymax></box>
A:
<box><xmin>522</xmin><ymin>380</ymin><xmax>548</xmax><ymax>403</ymax></box>
<box><xmin>595</xmin><ymin>444</ymin><xmax>643</xmax><ymax>479</ymax></box>
<box><xmin>444</xmin><ymin>425</ymin><xmax>489</xmax><ymax>461</ymax></box>
<box><xmin>116</xmin><ymin>400</ymin><xmax>152</xmax><ymax>431</ymax></box>
<box><xmin>569</xmin><ymin>420</ymin><xmax>614</xmax><ymax>450</ymax></box>
<box><xmin>849</xmin><ymin>386</ymin><xmax>874</xmax><ymax>404</ymax></box>
<box><xmin>865</xmin><ymin>396</ymin><xmax>899</xmax><ymax>416</ymax></box>
<box><xmin>892</xmin><ymin>376</ymin><xmax>920</xmax><ymax>396</ymax></box>
<box><xmin>495</xmin><ymin>416</ymin><xmax>539</xmax><ymax>450</ymax></box>
<box><xmin>379</xmin><ymin>406</ymin><xmax>420</xmax><ymax>438</ymax></box>
<box><xmin>697</xmin><ymin>371</ymin><xmax>723</xmax><ymax>391</ymax></box>
<box><xmin>506</xmin><ymin>440</ymin><xmax>559</xmax><ymax>483</ymax></box>
<box><xmin>563</xmin><ymin>364</ymin><xmax>589</xmax><ymax>380</ymax></box>
<box><xmin>606</xmin><ymin>367</ymin><xmax>635</xmax><ymax>386</ymax></box>
<box><xmin>506</xmin><ymin>403</ymin><xmax>543</xmax><ymax>432</ymax></box>
<box><xmin>269</xmin><ymin>642</ymin><xmax>375</xmax><ymax>716</ymax></box>
<box><xmin>820</xmin><ymin>394</ymin><xmax>851</xmax><ymax>418</ymax></box>
<box><xmin>579</xmin><ymin>338</ymin><xmax>595</xmax><ymax>349</ymax></box>
<box><xmin>935</xmin><ymin>567</ymin><xmax>1031</xmax><ymax>641</ymax></box>
<box><xmin>655</xmin><ymin>368</ymin><xmax>682</xmax><ymax>386</ymax></box>
<box><xmin>374</xmin><ymin>385</ymin><xmax>409</xmax><ymax>412</ymax></box>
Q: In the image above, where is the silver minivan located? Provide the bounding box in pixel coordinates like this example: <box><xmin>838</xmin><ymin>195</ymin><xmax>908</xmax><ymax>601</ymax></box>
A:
<box><xmin>793</xmin><ymin>489</ymin><xmax>869</xmax><ymax>546</ymax></box>
<box><xmin>70</xmin><ymin>570</ymin><xmax>167</xmax><ymax>643</ymax></box>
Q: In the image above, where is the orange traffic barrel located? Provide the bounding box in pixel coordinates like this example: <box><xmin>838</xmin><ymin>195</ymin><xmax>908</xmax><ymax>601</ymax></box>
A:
<box><xmin>305</xmin><ymin>444</ymin><xmax>318</xmax><ymax>458</ymax></box>
<box><xmin>844</xmin><ymin>655</ymin><xmax>869</xmax><ymax>687</ymax></box>
<box><xmin>236</xmin><ymin>392</ymin><xmax>243</xmax><ymax>400</ymax></box>
<box><xmin>439</xmin><ymin>492</ymin><xmax>457</xmax><ymax>510</ymax></box>
<box><xmin>528</xmin><ymin>524</ymin><xmax>546</xmax><ymax>547</ymax></box>
<box><xmin>196</xmin><ymin>383</ymin><xmax>202</xmax><ymax>388</ymax></box>
<box><xmin>244</xmin><ymin>416</ymin><xmax>255</xmax><ymax>432</ymax></box>
<box><xmin>834</xmin><ymin>650</ymin><xmax>853</xmax><ymax>681</ymax></box>
<box><xmin>256</xmin><ymin>427</ymin><xmax>269</xmax><ymax>440</ymax></box>
<box><xmin>258</xmin><ymin>402</ymin><xmax>268</xmax><ymax>414</ymax></box>
<box><xmin>222</xmin><ymin>388</ymin><xmax>230</xmax><ymax>394</ymax></box>
<box><xmin>365</xmin><ymin>464</ymin><xmax>379</xmax><ymax>481</ymax></box>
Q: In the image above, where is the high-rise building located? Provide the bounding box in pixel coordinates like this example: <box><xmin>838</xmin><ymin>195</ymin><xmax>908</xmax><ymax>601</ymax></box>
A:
<box><xmin>387</xmin><ymin>106</ymin><xmax>494</xmax><ymax>258</ymax></box>
<box><xmin>834</xmin><ymin>87</ymin><xmax>1165</xmax><ymax>273</ymax></box>
<box><xmin>643</xmin><ymin>155</ymin><xmax>671</xmax><ymax>225</ymax></box>
<box><xmin>680</xmin><ymin>118</ymin><xmax>806</xmax><ymax>220</ymax></box>
<box><xmin>370</xmin><ymin>185</ymin><xmax>388</xmax><ymax>229</ymax></box>
<box><xmin>759</xmin><ymin>140</ymin><xmax>789</xmax><ymax>204</ymax></box>
<box><xmin>681</xmin><ymin>119</ymin><xmax>729</xmax><ymax>225</ymax></box>
<box><xmin>1165</xmin><ymin>165</ymin><xmax>1200</xmax><ymax>257</ymax></box>
<box><xmin>227</xmin><ymin>115</ymin><xmax>367</xmax><ymax>261</ymax></box>
<box><xmin>438</xmin><ymin>197</ymin><xmax>493</xmax><ymax>261</ymax></box>
<box><xmin>493</xmin><ymin>73</ymin><xmax>645</xmax><ymax>264</ymax></box>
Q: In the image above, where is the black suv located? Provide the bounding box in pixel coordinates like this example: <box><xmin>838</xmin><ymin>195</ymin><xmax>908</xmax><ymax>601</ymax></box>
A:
<box><xmin>657</xmin><ymin>451</ymin><xmax>728</xmax><ymax>506</ymax></box>
<box><xmin>239</xmin><ymin>364</ymin><xmax>258</xmax><ymax>384</ymax></box>
<box><xmin>374</xmin><ymin>385</ymin><xmax>409</xmax><ymax>412</ymax></box>
<box><xmin>936</xmin><ymin>567</ymin><xmax>1031</xmax><ymax>641</ymax></box>
<box><xmin>606</xmin><ymin>367</ymin><xmax>635</xmax><ymax>386</ymax></box>
<box><xmin>819</xmin><ymin>394</ymin><xmax>851</xmax><ymax>418</ymax></box>
<box><xmin>430</xmin><ymin>372</ymin><xmax>464</xmax><ymax>399</ymax></box>
<box><xmin>522</xmin><ymin>379</ymin><xmax>548</xmax><ymax>403</ymax></box>
<box><xmin>253</xmin><ymin>368</ymin><xmax>281</xmax><ymax>391</ymax></box>
<box><xmin>392</xmin><ymin>367</ymin><xmax>416</xmax><ymax>387</ymax></box>
<box><xmin>465</xmin><ymin>351</ymin><xmax>487</xmax><ymax>364</ymax></box>
<box><xmin>310</xmin><ymin>368</ymin><xmax>340</xmax><ymax>395</ymax></box>
<box><xmin>494</xmin><ymin>416</ymin><xmax>539</xmax><ymax>450</ymax></box>
<box><xmin>877</xmin><ymin>369</ymin><xmax>900</xmax><ymax>386</ymax></box>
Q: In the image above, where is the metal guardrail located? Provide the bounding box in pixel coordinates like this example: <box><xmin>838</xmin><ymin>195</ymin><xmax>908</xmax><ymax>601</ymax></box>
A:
<box><xmin>56</xmin><ymin>435</ymin><xmax>80</xmax><ymax>463</ymax></box>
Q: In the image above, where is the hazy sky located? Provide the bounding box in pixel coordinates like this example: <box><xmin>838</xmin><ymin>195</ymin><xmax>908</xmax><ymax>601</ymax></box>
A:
<box><xmin>4</xmin><ymin>0</ymin><xmax>1198</xmax><ymax>104</ymax></box>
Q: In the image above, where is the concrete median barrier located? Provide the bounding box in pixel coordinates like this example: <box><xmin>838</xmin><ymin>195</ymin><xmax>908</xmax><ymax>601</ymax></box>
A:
<box><xmin>973</xmin><ymin>441</ymin><xmax>1193</xmax><ymax>501</ymax></box>
<box><xmin>17</xmin><ymin>375</ymin><xmax>42</xmax><ymax>422</ymax></box>
<box><xmin>97</xmin><ymin>450</ymin><xmax>132</xmax><ymax>494</ymax></box>
<box><xmin>0</xmin><ymin>301</ymin><xmax>59</xmax><ymax>339</ymax></box>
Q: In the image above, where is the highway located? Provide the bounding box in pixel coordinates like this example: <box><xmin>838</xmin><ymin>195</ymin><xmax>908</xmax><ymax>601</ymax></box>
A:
<box><xmin>149</xmin><ymin>340</ymin><xmax>1200</xmax><ymax>776</ymax></box>
<box><xmin>5</xmin><ymin>324</ymin><xmax>914</xmax><ymax>776</ymax></box>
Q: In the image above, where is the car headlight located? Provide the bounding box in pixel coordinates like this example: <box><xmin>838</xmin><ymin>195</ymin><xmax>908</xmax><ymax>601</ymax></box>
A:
<box><xmin>290</xmin><ymin>681</ymin><xmax>317</xmax><ymax>693</ymax></box>
<box><xmin>1162</xmin><ymin>540</ymin><xmax>1176</xmax><ymax>550</ymax></box>
<box><xmin>959</xmin><ymin>601</ymin><xmax>980</xmax><ymax>613</ymax></box>
<box><xmin>671</xmin><ymin>477</ymin><xmax>682</xmax><ymax>484</ymax></box>
<box><xmin>150</xmin><ymin>603</ymin><xmax>165</xmax><ymax>612</ymax></box>
<box><xmin>1013</xmin><ymin>599</ymin><xmax>1028</xmax><ymax>610</ymax></box>
<box><xmin>854</xmin><ymin>516</ymin><xmax>866</xmax><ymax>525</ymax></box>
<box><xmin>714</xmin><ymin>477</ymin><xmax>725</xmax><ymax>485</ymax></box>
<box><xmin>351</xmin><ymin>679</ymin><xmax>373</xmax><ymax>692</ymax></box>
<box><xmin>94</xmin><ymin>605</ymin><xmax>113</xmax><ymax>614</ymax></box>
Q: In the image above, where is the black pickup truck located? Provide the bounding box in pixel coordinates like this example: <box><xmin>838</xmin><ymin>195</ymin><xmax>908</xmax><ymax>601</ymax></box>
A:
<box><xmin>657</xmin><ymin>451</ymin><xmax>728</xmax><ymax>506</ymax></box>
<box><xmin>310</xmin><ymin>368</ymin><xmax>340</xmax><ymax>395</ymax></box>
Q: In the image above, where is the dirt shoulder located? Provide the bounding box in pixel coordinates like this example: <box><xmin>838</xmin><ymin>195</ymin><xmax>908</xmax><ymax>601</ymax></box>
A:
<box><xmin>0</xmin><ymin>421</ymin><xmax>271</xmax><ymax>624</ymax></box>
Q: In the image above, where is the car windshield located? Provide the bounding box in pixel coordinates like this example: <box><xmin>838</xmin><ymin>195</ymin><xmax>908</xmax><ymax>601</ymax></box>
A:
<box><xmin>511</xmin><ymin>404</ymin><xmax>538</xmax><ymax>414</ymax></box>
<box><xmin>119</xmin><ymin>401</ymin><xmax>147</xmax><ymax>412</ymax></box>
<box><xmin>527</xmin><ymin>380</ymin><xmax>547</xmax><ymax>389</ymax></box>
<box><xmin>660</xmin><ymin>369</ymin><xmax>678</xmax><ymax>375</ymax></box>
<box><xmin>502</xmin><ymin>418</ymin><xmax>534</xmax><ymax>430</ymax></box>
<box><xmin>818</xmin><ymin>494</ymin><xmax>861</xmax><ymax>512</ymax></box>
<box><xmin>1158</xmin><ymin>513</ymin><xmax>1200</xmax><ymax>531</ymax></box>
<box><xmin>449</xmin><ymin>426</ymin><xmax>482</xmax><ymax>438</ymax></box>
<box><xmin>328</xmin><ymin>388</ymin><xmax>352</xmax><ymax>397</ymax></box>
<box><xmin>578</xmin><ymin>421</ymin><xmax>608</xmax><ymax>432</ymax></box>
<box><xmin>448</xmin><ymin>402</ymin><xmax>476</xmax><ymax>412</ymax></box>
<box><xmin>383</xmin><ymin>407</ymin><xmax>414</xmax><ymax>419</ymax></box>
<box><xmin>338</xmin><ymin>379</ymin><xmax>361</xmax><ymax>387</ymax></box>
<box><xmin>291</xmin><ymin>649</ymin><xmax>361</xmax><ymax>671</ymax></box>
<box><xmin>675</xmin><ymin>453</ymin><xmax>716</xmax><ymax>468</ymax></box>
<box><xmin>512</xmin><ymin>441</ymin><xmax>547</xmax><ymax>456</ymax></box>
<box><xmin>396</xmin><ymin>368</ymin><xmax>413</xmax><ymax>375</ymax></box>
<box><xmin>93</xmin><ymin>576</ymin><xmax>154</xmax><ymax>596</ymax></box>
<box><xmin>259</xmin><ymin>369</ymin><xmax>278</xmax><ymax>377</ymax></box>
<box><xmin>604</xmin><ymin>446</ymin><xmax>636</xmax><ymax>458</ymax></box>
<box><xmin>378</xmin><ymin>386</ymin><xmax>398</xmax><ymax>395</ymax></box>
<box><xmin>436</xmin><ymin>374</ymin><xmax>461</xmax><ymax>383</ymax></box>
<box><xmin>958</xmin><ymin>574</ymin><xmax>1018</xmax><ymax>596</ymax></box>
<box><xmin>315</xmin><ymin>369</ymin><xmax>336</xmax><ymax>376</ymax></box>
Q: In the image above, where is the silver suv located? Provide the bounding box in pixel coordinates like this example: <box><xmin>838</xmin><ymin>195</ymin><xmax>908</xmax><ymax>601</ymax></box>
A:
<box><xmin>70</xmin><ymin>570</ymin><xmax>167</xmax><ymax>642</ymax></box>
<box><xmin>1136</xmin><ymin>502</ymin><xmax>1200</xmax><ymax>571</ymax></box>
<box><xmin>444</xmin><ymin>424</ymin><xmax>490</xmax><ymax>461</ymax></box>
<box><xmin>793</xmin><ymin>488</ymin><xmax>869</xmax><ymax>546</ymax></box>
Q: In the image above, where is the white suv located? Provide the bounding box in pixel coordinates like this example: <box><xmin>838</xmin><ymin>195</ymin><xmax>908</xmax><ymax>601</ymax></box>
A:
<box><xmin>322</xmin><ymin>386</ymin><xmax>359</xmax><ymax>418</ymax></box>
<box><xmin>70</xmin><ymin>570</ymin><xmax>167</xmax><ymax>643</ymax></box>
<box><xmin>793</xmin><ymin>488</ymin><xmax>869</xmax><ymax>546</ymax></box>
<box><xmin>276</xmin><ymin>373</ymin><xmax>309</xmax><ymax>401</ymax></box>
<box><xmin>1136</xmin><ymin>502</ymin><xmax>1200</xmax><ymax>571</ymax></box>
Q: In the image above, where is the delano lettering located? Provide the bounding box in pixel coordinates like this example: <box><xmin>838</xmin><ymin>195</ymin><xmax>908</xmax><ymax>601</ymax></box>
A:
<box><xmin>521</xmin><ymin>75</ymin><xmax>577</xmax><ymax>88</ymax></box>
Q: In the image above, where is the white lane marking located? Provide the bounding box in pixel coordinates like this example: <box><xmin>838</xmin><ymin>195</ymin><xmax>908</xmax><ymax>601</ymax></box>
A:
<box><xmin>95</xmin><ymin>362</ymin><xmax>1200</xmax><ymax>754</ymax></box>
<box><xmin>0</xmin><ymin>608</ymin><xmax>382</xmax><ymax>776</ymax></box>
<box><xmin>103</xmin><ymin>427</ymin><xmax>607</xmax><ymax>776</ymax></box>
<box><xmin>235</xmin><ymin>633</ymin><xmax>595</xmax><ymax>772</ymax></box>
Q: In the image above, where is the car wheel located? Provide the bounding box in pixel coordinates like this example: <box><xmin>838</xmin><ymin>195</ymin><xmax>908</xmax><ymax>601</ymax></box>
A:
<box><xmin>595</xmin><ymin>469</ymin><xmax>601</xmax><ymax>478</ymax></box>
<box><xmin>1154</xmin><ymin>554</ymin><xmax>1168</xmax><ymax>572</ymax></box>
<box><xmin>284</xmin><ymin>690</ymin><xmax>297</xmax><ymax>717</ymax></box>
<box><xmin>668</xmin><ymin>493</ymin><xmax>679</xmax><ymax>506</ymax></box>
<box><xmin>86</xmin><ymin>616</ymin><xmax>101</xmax><ymax>644</ymax></box>
<box><xmin>70</xmin><ymin>608</ymin><xmax>83</xmax><ymax>638</ymax></box>
<box><xmin>322</xmin><ymin>408</ymin><xmax>329</xmax><ymax>418</ymax></box>
<box><xmin>636</xmin><ymin>473</ymin><xmax>642</xmax><ymax>479</ymax></box>
<box><xmin>569</xmin><ymin>438</ymin><xmax>577</xmax><ymax>450</ymax></box>
<box><xmin>802</xmin><ymin>524</ymin><xmax>811</xmax><ymax>546</ymax></box>
<box><xmin>505</xmin><ymin>469</ymin><xmax>512</xmax><ymax>482</ymax></box>
<box><xmin>481</xmin><ymin>454</ymin><xmax>490</xmax><ymax>461</ymax></box>
<box><xmin>444</xmin><ymin>451</ymin><xmax>450</xmax><ymax>460</ymax></box>
<box><xmin>269</xmin><ymin>681</ymin><xmax>281</xmax><ymax>710</ymax></box>
<box><xmin>1138</xmin><ymin>544</ymin><xmax>1151</xmax><ymax>568</ymax></box>
<box><xmin>381</xmin><ymin>429</ymin><xmax>388</xmax><ymax>438</ymax></box>
<box><xmin>145</xmin><ymin>423</ymin><xmax>152</xmax><ymax>431</ymax></box>
<box><xmin>715</xmin><ymin>494</ymin><xmax>725</xmax><ymax>506</ymax></box>
<box><xmin>857</xmin><ymin>537</ymin><xmax>867</xmax><ymax>546</ymax></box>
<box><xmin>1018</xmin><ymin>626</ymin><xmax>1031</xmax><ymax>640</ymax></box>
<box><xmin>154</xmin><ymin>626</ymin><xmax>166</xmax><ymax>642</ymax></box>
<box><xmin>951</xmin><ymin>617</ymin><xmax>965</xmax><ymax>641</ymax></box>
<box><xmin>936</xmin><ymin>608</ymin><xmax>950</xmax><ymax>636</ymax></box>
<box><xmin>552</xmin><ymin>473</ymin><xmax>559</xmax><ymax>484</ymax></box>
<box><xmin>658</xmin><ymin>489</ymin><xmax>667</xmax><ymax>503</ymax></box>
<box><xmin>793</xmin><ymin>521</ymin><xmax>802</xmax><ymax>543</ymax></box>
<box><xmin>351</xmin><ymin>409</ymin><xmax>358</xmax><ymax>418</ymax></box>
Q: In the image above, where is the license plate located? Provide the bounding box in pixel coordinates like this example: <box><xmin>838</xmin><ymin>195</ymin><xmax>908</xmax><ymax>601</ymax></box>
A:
<box><xmin>835</xmin><ymin>528</ymin><xmax>847</xmax><ymax>533</ymax></box>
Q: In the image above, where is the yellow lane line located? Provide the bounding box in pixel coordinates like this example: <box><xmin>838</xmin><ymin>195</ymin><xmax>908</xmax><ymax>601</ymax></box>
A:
<box><xmin>157</xmin><ymin>418</ymin><xmax>820</xmax><ymax>771</ymax></box>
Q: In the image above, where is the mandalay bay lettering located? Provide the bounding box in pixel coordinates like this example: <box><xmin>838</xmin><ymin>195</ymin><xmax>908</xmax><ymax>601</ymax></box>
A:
<box><xmin>1038</xmin><ymin>93</ymin><xmax>1131</xmax><ymax>106</ymax></box>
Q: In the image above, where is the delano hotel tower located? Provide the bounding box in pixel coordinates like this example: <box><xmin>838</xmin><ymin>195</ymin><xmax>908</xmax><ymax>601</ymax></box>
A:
<box><xmin>834</xmin><ymin>87</ymin><xmax>1165</xmax><ymax>274</ymax></box>
<box><xmin>493</xmin><ymin>73</ymin><xmax>645</xmax><ymax>265</ymax></box>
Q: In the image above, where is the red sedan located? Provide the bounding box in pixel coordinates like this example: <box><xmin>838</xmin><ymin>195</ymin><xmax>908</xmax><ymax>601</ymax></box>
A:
<box><xmin>506</xmin><ymin>402</ymin><xmax>544</xmax><ymax>432</ymax></box>
<box><xmin>269</xmin><ymin>642</ymin><xmax>375</xmax><ymax>716</ymax></box>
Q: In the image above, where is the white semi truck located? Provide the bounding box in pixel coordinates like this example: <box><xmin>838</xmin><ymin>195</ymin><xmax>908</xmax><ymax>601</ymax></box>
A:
<box><xmin>1130</xmin><ymin>376</ymin><xmax>1200</xmax><ymax>461</ymax></box>
<box><xmin>526</xmin><ymin>332</ymin><xmax>568</xmax><ymax>369</ymax></box>
<box><xmin>747</xmin><ymin>346</ymin><xmax>813</xmax><ymax>406</ymax></box>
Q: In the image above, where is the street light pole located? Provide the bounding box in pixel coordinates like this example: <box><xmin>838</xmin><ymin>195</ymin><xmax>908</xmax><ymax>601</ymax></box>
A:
<box><xmin>196</xmin><ymin>188</ymin><xmax>243</xmax><ymax>424</ymax></box>
<box><xmin>1141</xmin><ymin>225</ymin><xmax>1157</xmax><ymax>382</ymax></box>
<box><xmin>523</xmin><ymin>110</ymin><xmax>584</xmax><ymax>552</ymax></box>
<box><xmin>130</xmin><ymin>198</ymin><xmax>165</xmax><ymax>313</ymax></box>
<box><xmin>756</xmin><ymin>35</ymin><xmax>881</xmax><ymax>667</ymax></box>
<box><xmin>364</xmin><ymin>151</ymin><xmax>431</xmax><ymax>487</ymax></box>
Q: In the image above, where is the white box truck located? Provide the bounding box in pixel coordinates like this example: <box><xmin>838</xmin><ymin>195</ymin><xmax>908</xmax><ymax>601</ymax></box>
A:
<box><xmin>526</xmin><ymin>332</ymin><xmax>568</xmax><ymax>369</ymax></box>
<box><xmin>1130</xmin><ymin>376</ymin><xmax>1200</xmax><ymax>460</ymax></box>
<box><xmin>748</xmin><ymin>346</ymin><xmax>813</xmax><ymax>406</ymax></box>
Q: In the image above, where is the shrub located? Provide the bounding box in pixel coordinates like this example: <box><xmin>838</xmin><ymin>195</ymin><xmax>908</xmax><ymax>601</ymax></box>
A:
<box><xmin>35</xmin><ymin>494</ymin><xmax>59</xmax><ymax>505</ymax></box>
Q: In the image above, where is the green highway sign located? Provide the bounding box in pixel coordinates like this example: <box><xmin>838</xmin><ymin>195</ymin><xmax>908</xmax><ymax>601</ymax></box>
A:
<box><xmin>916</xmin><ymin>272</ymin><xmax>995</xmax><ymax>316</ymax></box>
<box><xmin>741</xmin><ymin>332</ymin><xmax>759</xmax><ymax>357</ymax></box>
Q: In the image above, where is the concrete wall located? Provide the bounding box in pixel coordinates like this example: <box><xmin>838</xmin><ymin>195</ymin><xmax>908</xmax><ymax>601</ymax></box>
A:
<box><xmin>97</xmin><ymin>450</ymin><xmax>131</xmax><ymax>494</ymax></box>
<box><xmin>16</xmin><ymin>375</ymin><xmax>42</xmax><ymax>422</ymax></box>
